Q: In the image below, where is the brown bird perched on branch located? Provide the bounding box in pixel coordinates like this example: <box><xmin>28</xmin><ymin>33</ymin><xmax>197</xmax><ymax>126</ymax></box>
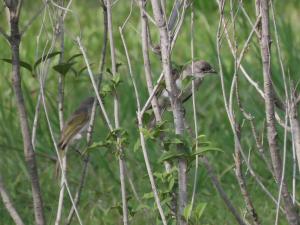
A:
<box><xmin>149</xmin><ymin>60</ymin><xmax>216</xmax><ymax>115</ymax></box>
<box><xmin>56</xmin><ymin>96</ymin><xmax>95</xmax><ymax>174</ymax></box>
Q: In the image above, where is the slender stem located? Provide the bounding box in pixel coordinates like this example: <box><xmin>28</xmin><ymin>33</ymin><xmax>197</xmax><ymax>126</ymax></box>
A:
<box><xmin>190</xmin><ymin>2</ymin><xmax>198</xmax><ymax>216</ymax></box>
<box><xmin>66</xmin><ymin>3</ymin><xmax>108</xmax><ymax>224</ymax></box>
<box><xmin>119</xmin><ymin>24</ymin><xmax>168</xmax><ymax>225</ymax></box>
<box><xmin>216</xmin><ymin>0</ymin><xmax>284</xmax><ymax>213</ymax></box>
<box><xmin>150</xmin><ymin>1</ymin><xmax>186</xmax><ymax>224</ymax></box>
<box><xmin>260</xmin><ymin>0</ymin><xmax>298</xmax><ymax>223</ymax></box>
<box><xmin>55</xmin><ymin>4</ymin><xmax>66</xmax><ymax>223</ymax></box>
<box><xmin>39</xmin><ymin>71</ymin><xmax>83</xmax><ymax>225</ymax></box>
<box><xmin>7</xmin><ymin>4</ymin><xmax>45</xmax><ymax>225</ymax></box>
<box><xmin>105</xmin><ymin>0</ymin><xmax>128</xmax><ymax>224</ymax></box>
<box><xmin>234</xmin><ymin>126</ymin><xmax>261</xmax><ymax>225</ymax></box>
<box><xmin>200</xmin><ymin>157</ymin><xmax>247</xmax><ymax>225</ymax></box>
<box><xmin>0</xmin><ymin>175</ymin><xmax>25</xmax><ymax>225</ymax></box>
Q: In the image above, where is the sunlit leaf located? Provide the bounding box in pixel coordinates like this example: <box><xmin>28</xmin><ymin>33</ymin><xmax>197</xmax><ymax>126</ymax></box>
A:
<box><xmin>53</xmin><ymin>62</ymin><xmax>76</xmax><ymax>75</ymax></box>
<box><xmin>183</xmin><ymin>203</ymin><xmax>193</xmax><ymax>221</ymax></box>
<box><xmin>34</xmin><ymin>51</ymin><xmax>61</xmax><ymax>70</ymax></box>
<box><xmin>1</xmin><ymin>58</ymin><xmax>33</xmax><ymax>74</ymax></box>
<box><xmin>158</xmin><ymin>150</ymin><xmax>185</xmax><ymax>163</ymax></box>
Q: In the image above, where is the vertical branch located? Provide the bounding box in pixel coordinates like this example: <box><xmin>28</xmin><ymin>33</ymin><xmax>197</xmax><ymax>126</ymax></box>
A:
<box><xmin>55</xmin><ymin>2</ymin><xmax>67</xmax><ymax>224</ymax></box>
<box><xmin>57</xmin><ymin>15</ymin><xmax>65</xmax><ymax>130</ymax></box>
<box><xmin>234</xmin><ymin>125</ymin><xmax>260</xmax><ymax>225</ymax></box>
<box><xmin>200</xmin><ymin>157</ymin><xmax>247</xmax><ymax>225</ymax></box>
<box><xmin>150</xmin><ymin>1</ymin><xmax>187</xmax><ymax>224</ymax></box>
<box><xmin>5</xmin><ymin>1</ymin><xmax>45</xmax><ymax>225</ymax></box>
<box><xmin>290</xmin><ymin>94</ymin><xmax>300</xmax><ymax>173</ymax></box>
<box><xmin>216</xmin><ymin>0</ymin><xmax>284</xmax><ymax>214</ymax></box>
<box><xmin>167</xmin><ymin>0</ymin><xmax>183</xmax><ymax>33</ymax></box>
<box><xmin>0</xmin><ymin>175</ymin><xmax>25</xmax><ymax>225</ymax></box>
<box><xmin>138</xmin><ymin>0</ymin><xmax>171</xmax><ymax>173</ymax></box>
<box><xmin>66</xmin><ymin>2</ymin><xmax>108</xmax><ymax>224</ymax></box>
<box><xmin>119</xmin><ymin>23</ymin><xmax>168</xmax><ymax>225</ymax></box>
<box><xmin>105</xmin><ymin>0</ymin><xmax>128</xmax><ymax>224</ymax></box>
<box><xmin>190</xmin><ymin>2</ymin><xmax>198</xmax><ymax>214</ymax></box>
<box><xmin>259</xmin><ymin>0</ymin><xmax>299</xmax><ymax>224</ymax></box>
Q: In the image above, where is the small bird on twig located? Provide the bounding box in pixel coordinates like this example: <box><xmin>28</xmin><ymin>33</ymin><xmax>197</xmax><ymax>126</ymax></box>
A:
<box><xmin>148</xmin><ymin>60</ymin><xmax>216</xmax><ymax>117</ymax></box>
<box><xmin>56</xmin><ymin>96</ymin><xmax>95</xmax><ymax>174</ymax></box>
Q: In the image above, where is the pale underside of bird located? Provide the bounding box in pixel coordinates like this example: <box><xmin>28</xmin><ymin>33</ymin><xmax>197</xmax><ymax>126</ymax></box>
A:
<box><xmin>58</xmin><ymin>96</ymin><xmax>95</xmax><ymax>151</ymax></box>
<box><xmin>154</xmin><ymin>60</ymin><xmax>216</xmax><ymax>113</ymax></box>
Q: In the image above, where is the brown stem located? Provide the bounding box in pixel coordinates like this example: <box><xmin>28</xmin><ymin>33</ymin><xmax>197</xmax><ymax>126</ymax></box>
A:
<box><xmin>7</xmin><ymin>4</ymin><xmax>45</xmax><ymax>225</ymax></box>
<box><xmin>150</xmin><ymin>1</ymin><xmax>186</xmax><ymax>224</ymax></box>
<box><xmin>200</xmin><ymin>156</ymin><xmax>247</xmax><ymax>225</ymax></box>
<box><xmin>259</xmin><ymin>0</ymin><xmax>299</xmax><ymax>224</ymax></box>
<box><xmin>289</xmin><ymin>91</ymin><xmax>300</xmax><ymax>173</ymax></box>
<box><xmin>105</xmin><ymin>0</ymin><xmax>129</xmax><ymax>224</ymax></box>
<box><xmin>68</xmin><ymin>1</ymin><xmax>108</xmax><ymax>223</ymax></box>
<box><xmin>0</xmin><ymin>175</ymin><xmax>25</xmax><ymax>225</ymax></box>
<box><xmin>234</xmin><ymin>125</ymin><xmax>261</xmax><ymax>225</ymax></box>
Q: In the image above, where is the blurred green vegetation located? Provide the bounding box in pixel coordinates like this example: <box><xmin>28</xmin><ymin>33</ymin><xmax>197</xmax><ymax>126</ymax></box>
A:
<box><xmin>0</xmin><ymin>0</ymin><xmax>300</xmax><ymax>224</ymax></box>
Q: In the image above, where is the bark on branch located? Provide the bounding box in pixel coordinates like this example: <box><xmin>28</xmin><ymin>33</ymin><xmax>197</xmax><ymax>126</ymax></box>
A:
<box><xmin>150</xmin><ymin>1</ymin><xmax>187</xmax><ymax>224</ymax></box>
<box><xmin>6</xmin><ymin>2</ymin><xmax>46</xmax><ymax>225</ymax></box>
<box><xmin>259</xmin><ymin>0</ymin><xmax>299</xmax><ymax>224</ymax></box>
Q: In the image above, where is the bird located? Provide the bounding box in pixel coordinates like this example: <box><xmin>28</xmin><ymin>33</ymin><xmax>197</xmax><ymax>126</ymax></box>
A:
<box><xmin>176</xmin><ymin>60</ymin><xmax>217</xmax><ymax>103</ymax></box>
<box><xmin>56</xmin><ymin>96</ymin><xmax>95</xmax><ymax>175</ymax></box>
<box><xmin>148</xmin><ymin>60</ymin><xmax>216</xmax><ymax>118</ymax></box>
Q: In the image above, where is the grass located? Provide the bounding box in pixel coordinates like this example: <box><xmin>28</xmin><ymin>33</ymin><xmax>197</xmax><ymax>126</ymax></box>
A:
<box><xmin>0</xmin><ymin>0</ymin><xmax>300</xmax><ymax>224</ymax></box>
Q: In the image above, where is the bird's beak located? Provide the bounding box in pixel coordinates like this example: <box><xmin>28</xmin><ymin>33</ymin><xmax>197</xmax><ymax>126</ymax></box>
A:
<box><xmin>209</xmin><ymin>68</ymin><xmax>217</xmax><ymax>74</ymax></box>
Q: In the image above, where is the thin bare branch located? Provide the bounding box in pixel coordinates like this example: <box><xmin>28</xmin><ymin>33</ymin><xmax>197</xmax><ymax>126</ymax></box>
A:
<box><xmin>106</xmin><ymin>0</ymin><xmax>129</xmax><ymax>223</ymax></box>
<box><xmin>234</xmin><ymin>125</ymin><xmax>261</xmax><ymax>225</ymax></box>
<box><xmin>20</xmin><ymin>1</ymin><xmax>48</xmax><ymax>35</ymax></box>
<box><xmin>39</xmin><ymin>72</ymin><xmax>83</xmax><ymax>225</ymax></box>
<box><xmin>6</xmin><ymin>3</ymin><xmax>45</xmax><ymax>224</ymax></box>
<box><xmin>76</xmin><ymin>37</ymin><xmax>113</xmax><ymax>131</ymax></box>
<box><xmin>0</xmin><ymin>25</ymin><xmax>9</xmax><ymax>40</ymax></box>
<box><xmin>66</xmin><ymin>2</ymin><xmax>108</xmax><ymax>224</ymax></box>
<box><xmin>200</xmin><ymin>156</ymin><xmax>247</xmax><ymax>225</ymax></box>
<box><xmin>150</xmin><ymin>1</ymin><xmax>187</xmax><ymax>224</ymax></box>
<box><xmin>55</xmin><ymin>4</ymin><xmax>66</xmax><ymax>223</ymax></box>
<box><xmin>216</xmin><ymin>0</ymin><xmax>284</xmax><ymax>213</ymax></box>
<box><xmin>190</xmin><ymin>3</ymin><xmax>199</xmax><ymax>216</ymax></box>
<box><xmin>119</xmin><ymin>23</ymin><xmax>168</xmax><ymax>225</ymax></box>
<box><xmin>259</xmin><ymin>0</ymin><xmax>299</xmax><ymax>223</ymax></box>
<box><xmin>0</xmin><ymin>175</ymin><xmax>25</xmax><ymax>225</ymax></box>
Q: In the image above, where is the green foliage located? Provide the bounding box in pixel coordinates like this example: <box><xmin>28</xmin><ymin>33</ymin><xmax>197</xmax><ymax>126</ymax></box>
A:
<box><xmin>0</xmin><ymin>0</ymin><xmax>299</xmax><ymax>224</ymax></box>
<box><xmin>85</xmin><ymin>128</ymin><xmax>129</xmax><ymax>157</ymax></box>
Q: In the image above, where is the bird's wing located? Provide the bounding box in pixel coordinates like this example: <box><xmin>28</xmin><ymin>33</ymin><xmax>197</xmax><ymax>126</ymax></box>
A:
<box><xmin>58</xmin><ymin>111</ymin><xmax>89</xmax><ymax>149</ymax></box>
<box><xmin>179</xmin><ymin>77</ymin><xmax>203</xmax><ymax>103</ymax></box>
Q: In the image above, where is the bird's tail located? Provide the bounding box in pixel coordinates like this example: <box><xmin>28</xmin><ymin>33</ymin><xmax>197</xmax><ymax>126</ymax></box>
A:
<box><xmin>55</xmin><ymin>147</ymin><xmax>65</xmax><ymax>179</ymax></box>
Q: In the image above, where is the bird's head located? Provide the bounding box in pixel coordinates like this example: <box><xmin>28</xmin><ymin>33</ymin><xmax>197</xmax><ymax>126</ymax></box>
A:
<box><xmin>182</xmin><ymin>60</ymin><xmax>217</xmax><ymax>79</ymax></box>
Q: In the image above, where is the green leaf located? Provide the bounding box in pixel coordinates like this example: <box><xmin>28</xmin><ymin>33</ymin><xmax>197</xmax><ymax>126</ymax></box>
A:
<box><xmin>106</xmin><ymin>68</ymin><xmax>113</xmax><ymax>75</ymax></box>
<box><xmin>116</xmin><ymin>63</ymin><xmax>123</xmax><ymax>72</ymax></box>
<box><xmin>168</xmin><ymin>177</ymin><xmax>175</xmax><ymax>191</ymax></box>
<box><xmin>67</xmin><ymin>53</ymin><xmax>82</xmax><ymax>62</ymax></box>
<box><xmin>191</xmin><ymin>147</ymin><xmax>223</xmax><ymax>157</ymax></box>
<box><xmin>158</xmin><ymin>150</ymin><xmax>185</xmax><ymax>163</ymax></box>
<box><xmin>109</xmin><ymin>204</ymin><xmax>123</xmax><ymax>215</ymax></box>
<box><xmin>195</xmin><ymin>202</ymin><xmax>207</xmax><ymax>220</ymax></box>
<box><xmin>111</xmin><ymin>74</ymin><xmax>122</xmax><ymax>87</ymax></box>
<box><xmin>53</xmin><ymin>62</ymin><xmax>76</xmax><ymax>75</ymax></box>
<box><xmin>139</xmin><ymin>127</ymin><xmax>155</xmax><ymax>139</ymax></box>
<box><xmin>34</xmin><ymin>51</ymin><xmax>61</xmax><ymax>71</ymax></box>
<box><xmin>183</xmin><ymin>203</ymin><xmax>193</xmax><ymax>221</ymax></box>
<box><xmin>88</xmin><ymin>141</ymin><xmax>108</xmax><ymax>149</ymax></box>
<box><xmin>142</xmin><ymin>192</ymin><xmax>154</xmax><ymax>199</ymax></box>
<box><xmin>1</xmin><ymin>58</ymin><xmax>33</xmax><ymax>73</ymax></box>
<box><xmin>133</xmin><ymin>140</ymin><xmax>141</xmax><ymax>152</ymax></box>
<box><xmin>77</xmin><ymin>65</ymin><xmax>88</xmax><ymax>76</ymax></box>
<box><xmin>101</xmin><ymin>83</ymin><xmax>113</xmax><ymax>95</ymax></box>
